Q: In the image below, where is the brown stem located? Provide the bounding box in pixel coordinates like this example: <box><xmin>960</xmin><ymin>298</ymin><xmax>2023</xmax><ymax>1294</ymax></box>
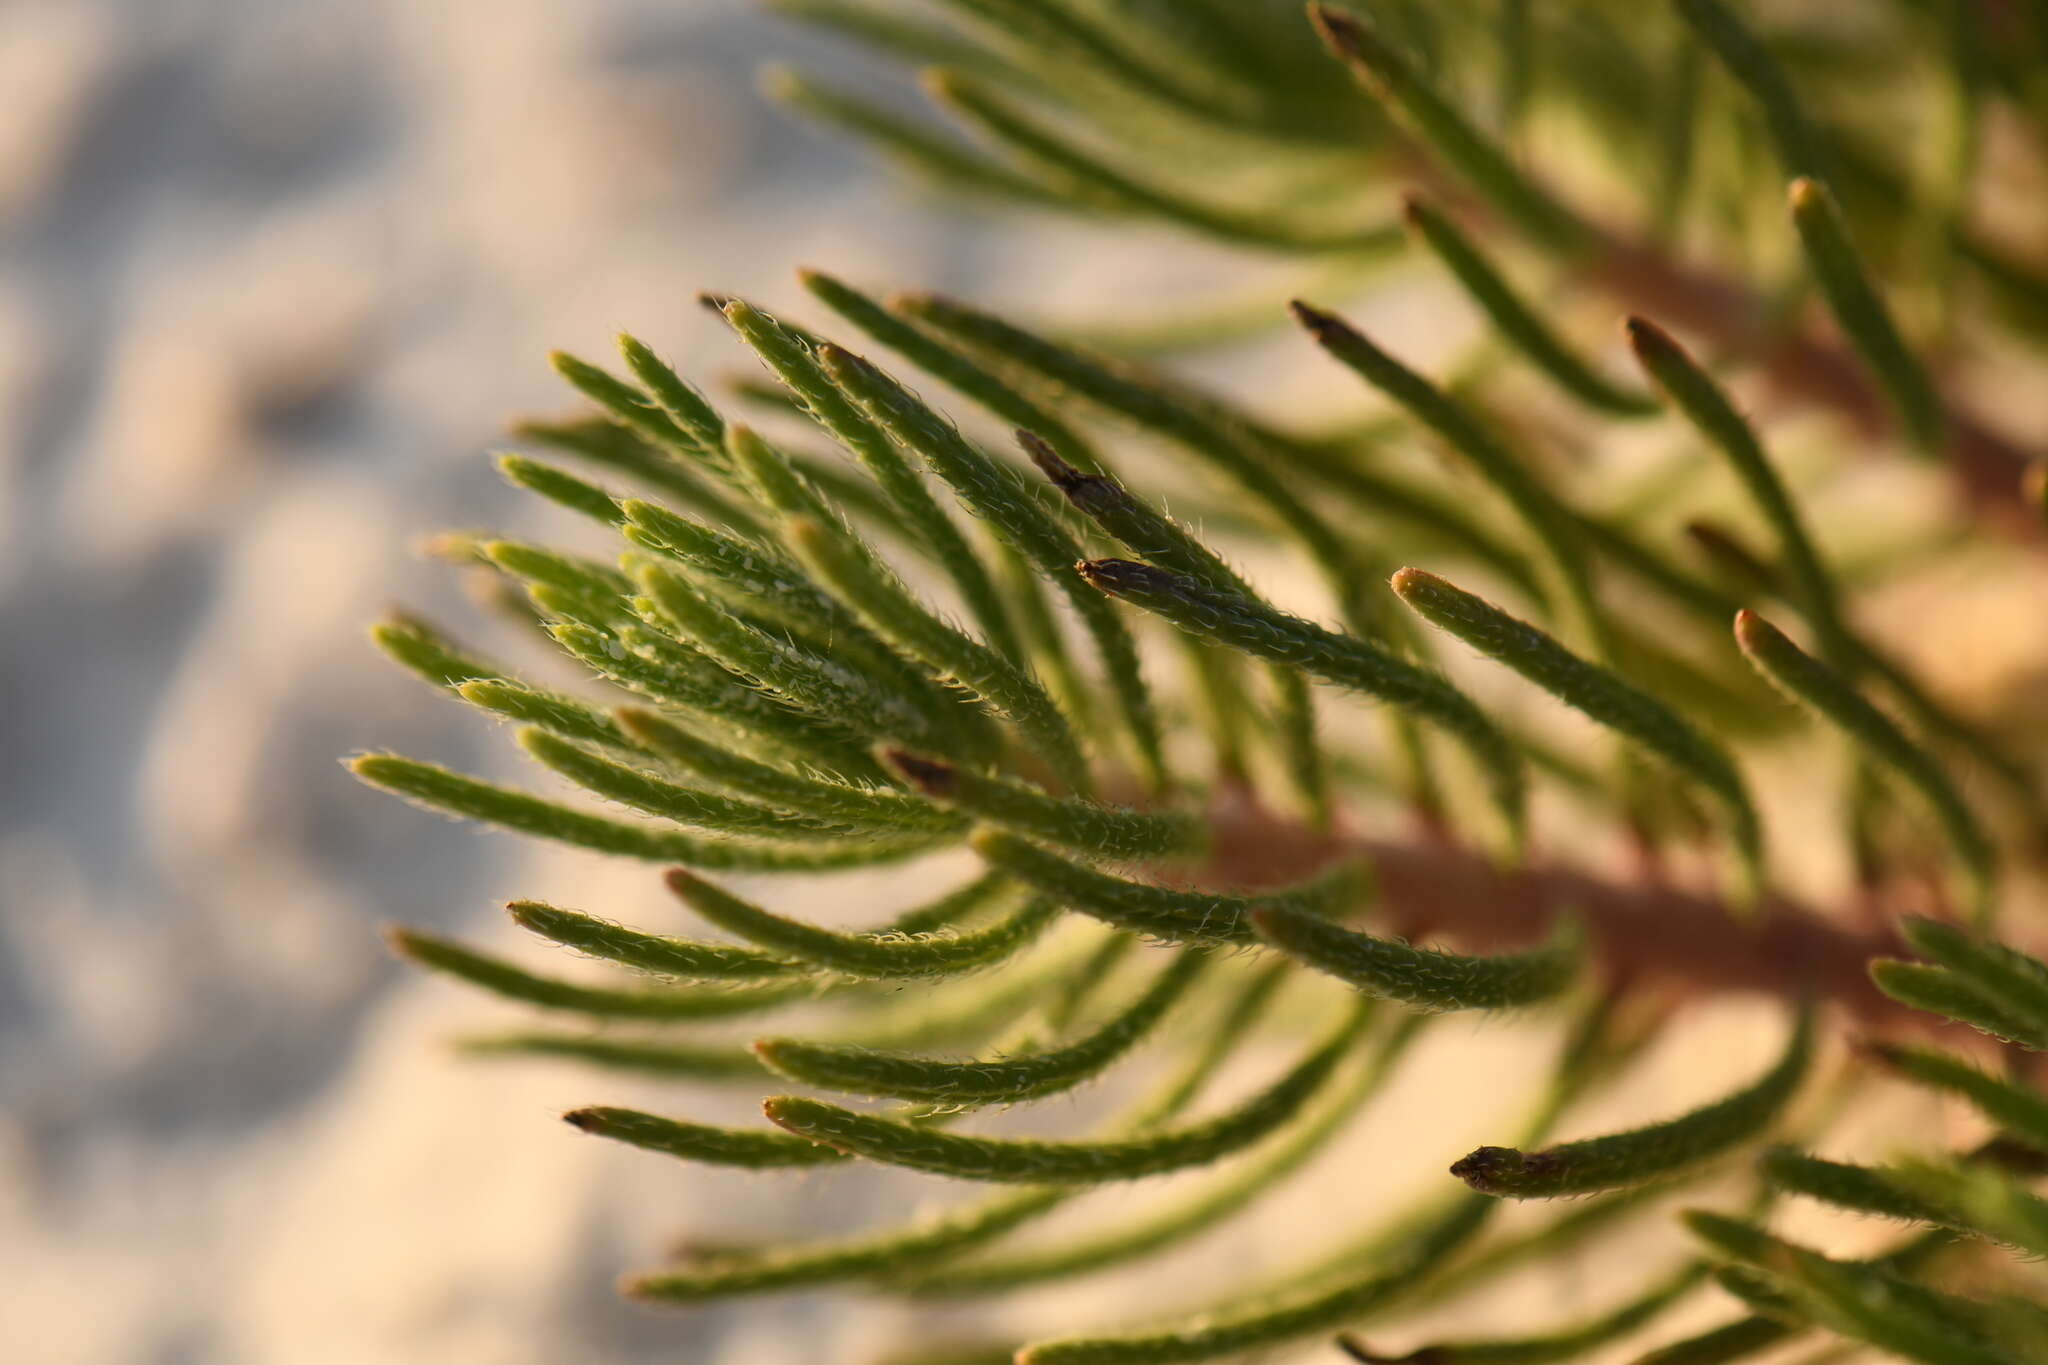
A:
<box><xmin>1198</xmin><ymin>789</ymin><xmax>1946</xmax><ymax>1037</ymax></box>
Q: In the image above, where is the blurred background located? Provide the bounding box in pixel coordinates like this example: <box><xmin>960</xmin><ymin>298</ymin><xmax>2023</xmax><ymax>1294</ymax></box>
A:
<box><xmin>0</xmin><ymin>2</ymin><xmax>1945</xmax><ymax>1362</ymax></box>
<box><xmin>0</xmin><ymin>3</ymin><xmax>1343</xmax><ymax>1360</ymax></box>
<box><xmin>0</xmin><ymin>2</ymin><xmax>1063</xmax><ymax>1359</ymax></box>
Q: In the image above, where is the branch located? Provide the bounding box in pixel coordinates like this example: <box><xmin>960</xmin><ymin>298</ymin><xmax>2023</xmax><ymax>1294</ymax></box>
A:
<box><xmin>1195</xmin><ymin>788</ymin><xmax>1938</xmax><ymax>1035</ymax></box>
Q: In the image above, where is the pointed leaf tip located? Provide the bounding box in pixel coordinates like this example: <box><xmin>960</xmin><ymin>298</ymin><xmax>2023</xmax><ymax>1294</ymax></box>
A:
<box><xmin>1307</xmin><ymin>3</ymin><xmax>1363</xmax><ymax>56</ymax></box>
<box><xmin>881</xmin><ymin>748</ymin><xmax>957</xmax><ymax>796</ymax></box>
<box><xmin>1388</xmin><ymin>565</ymin><xmax>1435</xmax><ymax>597</ymax></box>
<box><xmin>1015</xmin><ymin>429</ymin><xmax>1082</xmax><ymax>487</ymax></box>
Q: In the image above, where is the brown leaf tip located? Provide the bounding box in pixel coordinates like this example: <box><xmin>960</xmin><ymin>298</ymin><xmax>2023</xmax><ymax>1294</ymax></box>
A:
<box><xmin>1307</xmin><ymin>3</ymin><xmax>1363</xmax><ymax>56</ymax></box>
<box><xmin>1732</xmin><ymin>608</ymin><xmax>1777</xmax><ymax>654</ymax></box>
<box><xmin>1076</xmin><ymin>557</ymin><xmax>1172</xmax><ymax>595</ymax></box>
<box><xmin>1288</xmin><ymin>297</ymin><xmax>1344</xmax><ymax>340</ymax></box>
<box><xmin>1016</xmin><ymin>429</ymin><xmax>1084</xmax><ymax>488</ymax></box>
<box><xmin>1448</xmin><ymin>1143</ymin><xmax>1549</xmax><ymax>1193</ymax></box>
<box><xmin>1387</xmin><ymin>566</ymin><xmax>1442</xmax><ymax>599</ymax></box>
<box><xmin>380</xmin><ymin>924</ymin><xmax>424</xmax><ymax>958</ymax></box>
<box><xmin>883</xmin><ymin>748</ymin><xmax>958</xmax><ymax>796</ymax></box>
<box><xmin>1622</xmin><ymin>314</ymin><xmax>1676</xmax><ymax>356</ymax></box>
<box><xmin>1337</xmin><ymin>1337</ymin><xmax>1429</xmax><ymax>1365</ymax></box>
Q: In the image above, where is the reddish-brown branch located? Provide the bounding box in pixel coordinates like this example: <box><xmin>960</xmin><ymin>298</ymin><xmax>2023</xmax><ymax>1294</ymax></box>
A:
<box><xmin>1197</xmin><ymin>790</ymin><xmax>1963</xmax><ymax>1039</ymax></box>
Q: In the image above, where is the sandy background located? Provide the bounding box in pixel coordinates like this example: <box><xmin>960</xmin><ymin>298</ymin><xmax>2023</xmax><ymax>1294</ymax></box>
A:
<box><xmin>0</xmin><ymin>3</ymin><xmax>1897</xmax><ymax>1363</ymax></box>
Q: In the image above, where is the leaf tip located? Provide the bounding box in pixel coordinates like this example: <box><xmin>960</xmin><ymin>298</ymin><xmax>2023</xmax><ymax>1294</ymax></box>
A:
<box><xmin>381</xmin><ymin>923</ymin><xmax>427</xmax><ymax>960</ymax></box>
<box><xmin>1016</xmin><ymin>429</ymin><xmax>1081</xmax><ymax>487</ymax></box>
<box><xmin>1306</xmin><ymin>2</ymin><xmax>1362</xmax><ymax>57</ymax></box>
<box><xmin>1387</xmin><ymin>565</ymin><xmax>1441</xmax><ymax>601</ymax></box>
<box><xmin>881</xmin><ymin>747</ymin><xmax>958</xmax><ymax>797</ymax></box>
<box><xmin>1622</xmin><ymin>312</ymin><xmax>1676</xmax><ymax>358</ymax></box>
<box><xmin>1288</xmin><ymin>296</ymin><xmax>1343</xmax><ymax>340</ymax></box>
<box><xmin>1448</xmin><ymin>1144</ymin><xmax>1537</xmax><ymax>1195</ymax></box>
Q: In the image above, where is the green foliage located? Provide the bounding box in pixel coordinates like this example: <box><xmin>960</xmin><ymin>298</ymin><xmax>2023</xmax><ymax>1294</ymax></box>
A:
<box><xmin>1451</xmin><ymin>1005</ymin><xmax>1812</xmax><ymax>1199</ymax></box>
<box><xmin>356</xmin><ymin>1</ymin><xmax>2048</xmax><ymax>1361</ymax></box>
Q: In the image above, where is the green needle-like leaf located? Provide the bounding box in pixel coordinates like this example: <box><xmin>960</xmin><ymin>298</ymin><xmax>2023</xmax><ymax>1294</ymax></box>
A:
<box><xmin>718</xmin><ymin>298</ymin><xmax>1028</xmax><ymax>665</ymax></box>
<box><xmin>1735</xmin><ymin>611</ymin><xmax>1993</xmax><ymax>922</ymax></box>
<box><xmin>756</xmin><ymin>947</ymin><xmax>1209</xmax><ymax>1103</ymax></box>
<box><xmin>1667</xmin><ymin>0</ymin><xmax>1828</xmax><ymax>181</ymax></box>
<box><xmin>881</xmin><ymin>749</ymin><xmax>1204</xmax><ymax>860</ymax></box>
<box><xmin>616</xmin><ymin>335</ymin><xmax>730</xmax><ymax>462</ymax></box>
<box><xmin>1291</xmin><ymin>300</ymin><xmax>1604</xmax><ymax>655</ymax></box>
<box><xmin>371</xmin><ymin>612</ymin><xmax>503</xmax><ymax>690</ymax></box>
<box><xmin>971</xmin><ymin>827</ymin><xmax>1364</xmax><ymax>945</ymax></box>
<box><xmin>899</xmin><ymin>1013</ymin><xmax>1429</xmax><ymax>1296</ymax></box>
<box><xmin>509</xmin><ymin>898</ymin><xmax>807</xmax><ymax>981</ymax></box>
<box><xmin>485</xmin><ymin>538</ymin><xmax>633</xmax><ymax>609</ymax></box>
<box><xmin>1896</xmin><ymin>917</ymin><xmax>2048</xmax><ymax>1042</ymax></box>
<box><xmin>457</xmin><ymin>680</ymin><xmax>635</xmax><ymax>753</ymax></box>
<box><xmin>1761</xmin><ymin>1147</ymin><xmax>1962</xmax><ymax>1230</ymax></box>
<box><xmin>386</xmin><ymin>927</ymin><xmax>812</xmax><ymax>1019</ymax></box>
<box><xmin>1869</xmin><ymin>961</ymin><xmax>2048</xmax><ymax>1050</ymax></box>
<box><xmin>777</xmin><ymin>515</ymin><xmax>1091</xmax><ymax>791</ymax></box>
<box><xmin>898</xmin><ymin>291</ymin><xmax>1385</xmax><ymax>636</ymax></box>
<box><xmin>634</xmin><ymin>559</ymin><xmax>955</xmax><ymax>754</ymax></box>
<box><xmin>550</xmin><ymin>620</ymin><xmax>884</xmax><ymax>780</ymax></box>
<box><xmin>615</xmin><ymin>707</ymin><xmax>962</xmax><ymax>834</ymax></box>
<box><xmin>515</xmin><ymin>727</ymin><xmax>848</xmax><ymax>839</ymax></box>
<box><xmin>549</xmin><ymin>351</ymin><xmax>702</xmax><ymax>461</ymax></box>
<box><xmin>625</xmin><ymin>961</ymin><xmax>1289</xmax><ymax>1304</ymax></box>
<box><xmin>497</xmin><ymin>452</ymin><xmax>624</xmax><ymax>527</ymax></box>
<box><xmin>1683</xmin><ymin>1212</ymin><xmax>2020</xmax><ymax>1365</ymax></box>
<box><xmin>1451</xmin><ymin>1006</ymin><xmax>1812</xmax><ymax>1198</ymax></box>
<box><xmin>633</xmin><ymin>1186</ymin><xmax>1069</xmax><ymax>1302</ymax></box>
<box><xmin>1632</xmin><ymin>1314</ymin><xmax>1795</xmax><ymax>1365</ymax></box>
<box><xmin>1022</xmin><ymin>432</ymin><xmax>1331</xmax><ymax>821</ymax></box>
<box><xmin>458</xmin><ymin>1032</ymin><xmax>767</xmax><ymax>1080</ymax></box>
<box><xmin>802</xmin><ymin>267</ymin><xmax>1106</xmax><ymax>474</ymax></box>
<box><xmin>1337</xmin><ymin>1258</ymin><xmax>1707</xmax><ymax>1364</ymax></box>
<box><xmin>1789</xmin><ymin>177</ymin><xmax>1946</xmax><ymax>454</ymax></box>
<box><xmin>1625</xmin><ymin>318</ymin><xmax>1845</xmax><ymax>647</ymax></box>
<box><xmin>348</xmin><ymin>754</ymin><xmax>935</xmax><ymax>869</ymax></box>
<box><xmin>565</xmin><ymin>1105</ymin><xmax>851</xmax><ymax>1169</ymax></box>
<box><xmin>1404</xmin><ymin>195</ymin><xmax>1653</xmax><ymax>416</ymax></box>
<box><xmin>821</xmin><ymin>343</ymin><xmax>1167</xmax><ymax>788</ymax></box>
<box><xmin>760</xmin><ymin>65</ymin><xmax>1064</xmax><ymax>205</ymax></box>
<box><xmin>1308</xmin><ymin>4</ymin><xmax>1588</xmax><ymax>253</ymax></box>
<box><xmin>1017</xmin><ymin>1194</ymin><xmax>1496</xmax><ymax>1365</ymax></box>
<box><xmin>1252</xmin><ymin>906</ymin><xmax>1581</xmax><ymax>1012</ymax></box>
<box><xmin>763</xmin><ymin>997</ymin><xmax>1370</xmax><ymax>1183</ymax></box>
<box><xmin>925</xmin><ymin>69</ymin><xmax>1401</xmax><ymax>254</ymax></box>
<box><xmin>1078</xmin><ymin>559</ymin><xmax>1526</xmax><ymax>848</ymax></box>
<box><xmin>1394</xmin><ymin>568</ymin><xmax>1761</xmax><ymax>887</ymax></box>
<box><xmin>1871</xmin><ymin>1041</ymin><xmax>2048</xmax><ymax>1150</ymax></box>
<box><xmin>512</xmin><ymin>415</ymin><xmax>763</xmax><ymax>534</ymax></box>
<box><xmin>1887</xmin><ymin>1162</ymin><xmax>2048</xmax><ymax>1261</ymax></box>
<box><xmin>666</xmin><ymin>868</ymin><xmax>1056</xmax><ymax>981</ymax></box>
<box><xmin>619</xmin><ymin>494</ymin><xmax>955</xmax><ymax>737</ymax></box>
